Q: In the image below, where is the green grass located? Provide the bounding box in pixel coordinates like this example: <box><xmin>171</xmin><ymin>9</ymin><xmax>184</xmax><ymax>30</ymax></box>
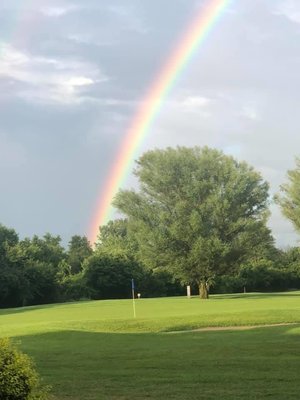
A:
<box><xmin>1</xmin><ymin>292</ymin><xmax>300</xmax><ymax>399</ymax></box>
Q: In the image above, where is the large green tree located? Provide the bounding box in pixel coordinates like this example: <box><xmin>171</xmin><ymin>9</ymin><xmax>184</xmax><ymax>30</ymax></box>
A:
<box><xmin>275</xmin><ymin>158</ymin><xmax>300</xmax><ymax>232</ymax></box>
<box><xmin>113</xmin><ymin>146</ymin><xmax>272</xmax><ymax>298</ymax></box>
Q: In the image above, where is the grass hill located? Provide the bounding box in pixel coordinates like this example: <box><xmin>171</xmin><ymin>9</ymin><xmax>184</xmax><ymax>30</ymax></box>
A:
<box><xmin>1</xmin><ymin>292</ymin><xmax>300</xmax><ymax>399</ymax></box>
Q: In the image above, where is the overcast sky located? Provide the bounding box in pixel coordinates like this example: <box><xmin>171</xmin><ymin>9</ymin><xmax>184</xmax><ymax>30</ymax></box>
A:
<box><xmin>0</xmin><ymin>0</ymin><xmax>299</xmax><ymax>247</ymax></box>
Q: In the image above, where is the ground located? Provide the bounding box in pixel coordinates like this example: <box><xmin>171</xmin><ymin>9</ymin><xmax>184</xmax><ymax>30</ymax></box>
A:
<box><xmin>1</xmin><ymin>292</ymin><xmax>300</xmax><ymax>399</ymax></box>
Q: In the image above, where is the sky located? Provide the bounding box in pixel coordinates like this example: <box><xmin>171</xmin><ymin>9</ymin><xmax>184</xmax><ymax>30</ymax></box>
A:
<box><xmin>0</xmin><ymin>0</ymin><xmax>299</xmax><ymax>247</ymax></box>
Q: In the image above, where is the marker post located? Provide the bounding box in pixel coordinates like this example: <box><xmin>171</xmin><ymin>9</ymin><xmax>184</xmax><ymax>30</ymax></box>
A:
<box><xmin>187</xmin><ymin>285</ymin><xmax>191</xmax><ymax>298</ymax></box>
<box><xmin>131</xmin><ymin>279</ymin><xmax>136</xmax><ymax>318</ymax></box>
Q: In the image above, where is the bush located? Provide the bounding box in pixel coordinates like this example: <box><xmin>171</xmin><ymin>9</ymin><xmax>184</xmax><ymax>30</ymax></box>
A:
<box><xmin>0</xmin><ymin>338</ymin><xmax>49</xmax><ymax>400</ymax></box>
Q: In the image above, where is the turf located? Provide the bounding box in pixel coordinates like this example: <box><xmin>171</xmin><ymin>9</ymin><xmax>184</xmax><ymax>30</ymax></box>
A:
<box><xmin>1</xmin><ymin>292</ymin><xmax>300</xmax><ymax>399</ymax></box>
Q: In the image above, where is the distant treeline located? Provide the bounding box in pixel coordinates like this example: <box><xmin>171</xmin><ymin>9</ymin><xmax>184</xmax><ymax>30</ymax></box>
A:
<box><xmin>0</xmin><ymin>224</ymin><xmax>185</xmax><ymax>308</ymax></box>
<box><xmin>0</xmin><ymin>221</ymin><xmax>300</xmax><ymax>309</ymax></box>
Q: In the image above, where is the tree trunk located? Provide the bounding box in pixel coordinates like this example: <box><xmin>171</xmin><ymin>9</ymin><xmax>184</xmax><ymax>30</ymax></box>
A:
<box><xmin>199</xmin><ymin>281</ymin><xmax>209</xmax><ymax>299</ymax></box>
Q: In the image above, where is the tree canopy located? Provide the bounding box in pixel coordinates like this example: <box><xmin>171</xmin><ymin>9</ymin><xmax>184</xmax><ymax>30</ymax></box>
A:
<box><xmin>96</xmin><ymin>219</ymin><xmax>138</xmax><ymax>258</ymax></box>
<box><xmin>67</xmin><ymin>235</ymin><xmax>93</xmax><ymax>274</ymax></box>
<box><xmin>113</xmin><ymin>146</ymin><xmax>272</xmax><ymax>298</ymax></box>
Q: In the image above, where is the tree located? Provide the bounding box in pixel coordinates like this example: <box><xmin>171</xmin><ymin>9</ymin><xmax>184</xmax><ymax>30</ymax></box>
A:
<box><xmin>0</xmin><ymin>265</ymin><xmax>25</xmax><ymax>308</ymax></box>
<box><xmin>4</xmin><ymin>234</ymin><xmax>66</xmax><ymax>306</ymax></box>
<box><xmin>275</xmin><ymin>158</ymin><xmax>300</xmax><ymax>232</ymax></box>
<box><xmin>238</xmin><ymin>259</ymin><xmax>294</xmax><ymax>292</ymax></box>
<box><xmin>95</xmin><ymin>219</ymin><xmax>185</xmax><ymax>297</ymax></box>
<box><xmin>24</xmin><ymin>261</ymin><xmax>59</xmax><ymax>305</ymax></box>
<box><xmin>27</xmin><ymin>233</ymin><xmax>66</xmax><ymax>268</ymax></box>
<box><xmin>0</xmin><ymin>224</ymin><xmax>18</xmax><ymax>267</ymax></box>
<box><xmin>282</xmin><ymin>247</ymin><xmax>300</xmax><ymax>268</ymax></box>
<box><xmin>0</xmin><ymin>224</ymin><xmax>24</xmax><ymax>308</ymax></box>
<box><xmin>67</xmin><ymin>235</ymin><xmax>93</xmax><ymax>274</ymax></box>
<box><xmin>0</xmin><ymin>224</ymin><xmax>19</xmax><ymax>258</ymax></box>
<box><xmin>83</xmin><ymin>252</ymin><xmax>144</xmax><ymax>300</ymax></box>
<box><xmin>96</xmin><ymin>219</ymin><xmax>138</xmax><ymax>257</ymax></box>
<box><xmin>113</xmin><ymin>146</ymin><xmax>271</xmax><ymax>298</ymax></box>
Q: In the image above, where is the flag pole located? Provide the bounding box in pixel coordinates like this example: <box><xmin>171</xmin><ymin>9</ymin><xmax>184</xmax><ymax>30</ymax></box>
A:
<box><xmin>131</xmin><ymin>279</ymin><xmax>136</xmax><ymax>318</ymax></box>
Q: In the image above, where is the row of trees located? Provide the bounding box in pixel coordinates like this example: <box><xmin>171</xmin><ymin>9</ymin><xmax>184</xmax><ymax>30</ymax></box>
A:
<box><xmin>0</xmin><ymin>225</ymin><xmax>184</xmax><ymax>308</ymax></box>
<box><xmin>1</xmin><ymin>146</ymin><xmax>300</xmax><ymax>307</ymax></box>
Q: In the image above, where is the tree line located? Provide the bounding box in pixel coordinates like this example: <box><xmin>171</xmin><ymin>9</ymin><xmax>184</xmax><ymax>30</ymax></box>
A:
<box><xmin>0</xmin><ymin>226</ymin><xmax>183</xmax><ymax>308</ymax></box>
<box><xmin>1</xmin><ymin>146</ymin><xmax>300</xmax><ymax>307</ymax></box>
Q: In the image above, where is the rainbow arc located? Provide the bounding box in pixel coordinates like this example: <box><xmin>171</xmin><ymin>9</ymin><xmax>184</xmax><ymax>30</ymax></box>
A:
<box><xmin>88</xmin><ymin>0</ymin><xmax>232</xmax><ymax>243</ymax></box>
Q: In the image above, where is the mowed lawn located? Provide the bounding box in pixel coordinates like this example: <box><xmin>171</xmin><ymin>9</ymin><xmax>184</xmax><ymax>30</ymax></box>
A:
<box><xmin>1</xmin><ymin>292</ymin><xmax>300</xmax><ymax>399</ymax></box>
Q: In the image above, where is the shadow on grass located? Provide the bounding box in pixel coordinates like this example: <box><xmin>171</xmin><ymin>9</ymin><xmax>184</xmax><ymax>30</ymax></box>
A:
<box><xmin>14</xmin><ymin>325</ymin><xmax>300</xmax><ymax>400</ymax></box>
<box><xmin>0</xmin><ymin>300</ymin><xmax>94</xmax><ymax>316</ymax></box>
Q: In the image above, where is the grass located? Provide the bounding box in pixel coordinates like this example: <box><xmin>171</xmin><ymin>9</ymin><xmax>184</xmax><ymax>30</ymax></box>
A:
<box><xmin>1</xmin><ymin>292</ymin><xmax>300</xmax><ymax>399</ymax></box>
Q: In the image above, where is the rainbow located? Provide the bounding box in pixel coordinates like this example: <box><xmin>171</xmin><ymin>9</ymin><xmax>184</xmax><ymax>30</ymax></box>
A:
<box><xmin>89</xmin><ymin>0</ymin><xmax>231</xmax><ymax>243</ymax></box>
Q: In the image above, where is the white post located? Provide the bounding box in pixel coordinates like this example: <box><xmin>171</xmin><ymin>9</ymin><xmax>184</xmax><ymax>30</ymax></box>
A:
<box><xmin>187</xmin><ymin>285</ymin><xmax>191</xmax><ymax>298</ymax></box>
<box><xmin>131</xmin><ymin>279</ymin><xmax>136</xmax><ymax>318</ymax></box>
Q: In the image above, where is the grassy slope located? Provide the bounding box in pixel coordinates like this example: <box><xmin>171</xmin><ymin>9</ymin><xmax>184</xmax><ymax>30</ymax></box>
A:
<box><xmin>1</xmin><ymin>292</ymin><xmax>300</xmax><ymax>399</ymax></box>
<box><xmin>1</xmin><ymin>292</ymin><xmax>300</xmax><ymax>336</ymax></box>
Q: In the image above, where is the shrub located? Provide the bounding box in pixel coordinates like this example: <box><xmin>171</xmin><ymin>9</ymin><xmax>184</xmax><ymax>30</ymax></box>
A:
<box><xmin>0</xmin><ymin>338</ymin><xmax>49</xmax><ymax>400</ymax></box>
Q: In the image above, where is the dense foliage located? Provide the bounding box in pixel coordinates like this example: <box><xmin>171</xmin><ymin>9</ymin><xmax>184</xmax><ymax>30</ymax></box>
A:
<box><xmin>0</xmin><ymin>338</ymin><xmax>48</xmax><ymax>399</ymax></box>
<box><xmin>113</xmin><ymin>147</ymin><xmax>273</xmax><ymax>298</ymax></box>
<box><xmin>0</xmin><ymin>222</ymin><xmax>184</xmax><ymax>307</ymax></box>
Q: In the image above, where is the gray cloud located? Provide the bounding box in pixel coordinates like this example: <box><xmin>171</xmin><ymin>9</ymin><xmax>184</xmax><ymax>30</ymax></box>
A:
<box><xmin>274</xmin><ymin>0</ymin><xmax>300</xmax><ymax>24</ymax></box>
<box><xmin>0</xmin><ymin>0</ymin><xmax>299</xmax><ymax>247</ymax></box>
<box><xmin>0</xmin><ymin>43</ymin><xmax>106</xmax><ymax>104</ymax></box>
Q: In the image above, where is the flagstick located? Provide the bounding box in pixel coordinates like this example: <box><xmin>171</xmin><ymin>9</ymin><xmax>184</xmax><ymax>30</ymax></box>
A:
<box><xmin>131</xmin><ymin>279</ymin><xmax>136</xmax><ymax>318</ymax></box>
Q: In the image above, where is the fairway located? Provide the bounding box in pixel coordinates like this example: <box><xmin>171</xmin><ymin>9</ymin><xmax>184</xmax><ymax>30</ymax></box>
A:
<box><xmin>1</xmin><ymin>292</ymin><xmax>300</xmax><ymax>399</ymax></box>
